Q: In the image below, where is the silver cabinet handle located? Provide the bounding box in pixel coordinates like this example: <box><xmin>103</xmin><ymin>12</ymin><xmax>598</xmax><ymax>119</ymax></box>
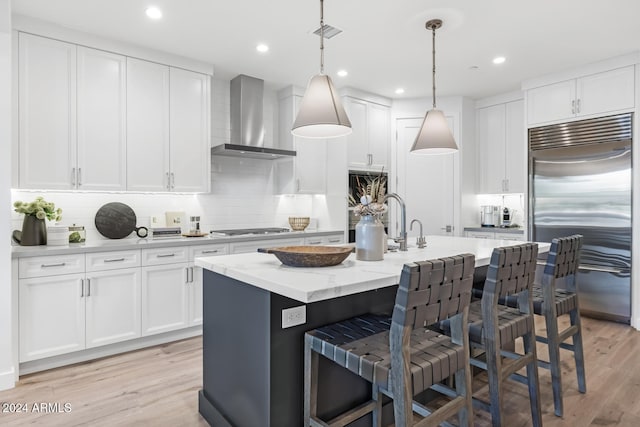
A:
<box><xmin>571</xmin><ymin>99</ymin><xmax>576</xmax><ymax>114</ymax></box>
<box><xmin>171</xmin><ymin>172</ymin><xmax>175</xmax><ymax>189</ymax></box>
<box><xmin>576</xmin><ymin>98</ymin><xmax>581</xmax><ymax>114</ymax></box>
<box><xmin>104</xmin><ymin>258</ymin><xmax>125</xmax><ymax>263</ymax></box>
<box><xmin>80</xmin><ymin>278</ymin><xmax>84</xmax><ymax>297</ymax></box>
<box><xmin>190</xmin><ymin>266</ymin><xmax>195</xmax><ymax>283</ymax></box>
<box><xmin>308</xmin><ymin>240</ymin><xmax>322</xmax><ymax>245</ymax></box>
<box><xmin>504</xmin><ymin>179</ymin><xmax>509</xmax><ymax>192</ymax></box>
<box><xmin>185</xmin><ymin>267</ymin><xmax>189</xmax><ymax>283</ymax></box>
<box><xmin>201</xmin><ymin>250</ymin><xmax>219</xmax><ymax>254</ymax></box>
<box><xmin>367</xmin><ymin>154</ymin><xmax>373</xmax><ymax>165</ymax></box>
<box><xmin>328</xmin><ymin>238</ymin><xmax>341</xmax><ymax>243</ymax></box>
<box><xmin>166</xmin><ymin>172</ymin><xmax>170</xmax><ymax>190</ymax></box>
<box><xmin>296</xmin><ymin>179</ymin><xmax>300</xmax><ymax>192</ymax></box>
<box><xmin>156</xmin><ymin>253</ymin><xmax>176</xmax><ymax>258</ymax></box>
<box><xmin>87</xmin><ymin>278</ymin><xmax>91</xmax><ymax>297</ymax></box>
<box><xmin>71</xmin><ymin>168</ymin><xmax>76</xmax><ymax>186</ymax></box>
<box><xmin>41</xmin><ymin>262</ymin><xmax>66</xmax><ymax>268</ymax></box>
<box><xmin>77</xmin><ymin>168</ymin><xmax>82</xmax><ymax>187</ymax></box>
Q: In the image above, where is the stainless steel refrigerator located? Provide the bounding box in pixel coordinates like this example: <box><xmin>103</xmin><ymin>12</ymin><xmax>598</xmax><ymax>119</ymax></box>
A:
<box><xmin>529</xmin><ymin>113</ymin><xmax>632</xmax><ymax>323</ymax></box>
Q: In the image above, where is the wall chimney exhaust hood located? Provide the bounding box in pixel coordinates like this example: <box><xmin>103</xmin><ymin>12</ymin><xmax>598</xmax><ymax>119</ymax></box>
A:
<box><xmin>211</xmin><ymin>74</ymin><xmax>296</xmax><ymax>159</ymax></box>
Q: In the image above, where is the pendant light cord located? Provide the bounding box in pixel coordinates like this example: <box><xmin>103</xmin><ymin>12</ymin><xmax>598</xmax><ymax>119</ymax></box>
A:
<box><xmin>320</xmin><ymin>0</ymin><xmax>325</xmax><ymax>74</ymax></box>
<box><xmin>431</xmin><ymin>24</ymin><xmax>436</xmax><ymax>109</ymax></box>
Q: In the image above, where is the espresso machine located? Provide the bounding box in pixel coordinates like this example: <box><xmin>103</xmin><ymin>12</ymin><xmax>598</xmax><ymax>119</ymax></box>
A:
<box><xmin>480</xmin><ymin>205</ymin><xmax>501</xmax><ymax>227</ymax></box>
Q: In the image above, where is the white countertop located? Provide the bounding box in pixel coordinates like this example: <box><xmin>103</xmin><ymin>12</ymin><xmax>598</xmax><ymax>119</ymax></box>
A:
<box><xmin>195</xmin><ymin>235</ymin><xmax>551</xmax><ymax>304</ymax></box>
<box><xmin>11</xmin><ymin>229</ymin><xmax>343</xmax><ymax>258</ymax></box>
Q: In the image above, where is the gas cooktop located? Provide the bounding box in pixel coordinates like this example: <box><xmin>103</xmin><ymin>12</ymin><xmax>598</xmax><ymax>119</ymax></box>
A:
<box><xmin>210</xmin><ymin>227</ymin><xmax>291</xmax><ymax>236</ymax></box>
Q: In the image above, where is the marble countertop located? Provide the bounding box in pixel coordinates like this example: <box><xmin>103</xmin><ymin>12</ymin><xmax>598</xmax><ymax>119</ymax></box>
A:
<box><xmin>11</xmin><ymin>229</ymin><xmax>344</xmax><ymax>258</ymax></box>
<box><xmin>195</xmin><ymin>235</ymin><xmax>551</xmax><ymax>304</ymax></box>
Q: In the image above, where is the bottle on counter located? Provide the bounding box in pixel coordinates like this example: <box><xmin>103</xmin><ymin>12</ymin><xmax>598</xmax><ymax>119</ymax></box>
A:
<box><xmin>68</xmin><ymin>224</ymin><xmax>86</xmax><ymax>243</ymax></box>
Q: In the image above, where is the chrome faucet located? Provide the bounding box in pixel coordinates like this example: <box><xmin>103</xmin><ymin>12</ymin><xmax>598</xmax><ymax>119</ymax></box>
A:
<box><xmin>383</xmin><ymin>193</ymin><xmax>407</xmax><ymax>251</ymax></box>
<box><xmin>410</xmin><ymin>219</ymin><xmax>426</xmax><ymax>248</ymax></box>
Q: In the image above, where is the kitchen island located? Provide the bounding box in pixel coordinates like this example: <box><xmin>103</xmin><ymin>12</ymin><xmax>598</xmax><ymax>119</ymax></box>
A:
<box><xmin>195</xmin><ymin>236</ymin><xmax>550</xmax><ymax>427</ymax></box>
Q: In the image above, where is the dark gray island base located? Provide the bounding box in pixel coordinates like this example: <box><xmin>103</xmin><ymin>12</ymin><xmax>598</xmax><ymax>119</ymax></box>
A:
<box><xmin>198</xmin><ymin>269</ymin><xmax>398</xmax><ymax>427</ymax></box>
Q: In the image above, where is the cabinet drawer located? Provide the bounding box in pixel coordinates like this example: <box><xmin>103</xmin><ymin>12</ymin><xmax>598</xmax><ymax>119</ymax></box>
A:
<box><xmin>304</xmin><ymin>234</ymin><xmax>345</xmax><ymax>245</ymax></box>
<box><xmin>142</xmin><ymin>246</ymin><xmax>189</xmax><ymax>266</ymax></box>
<box><xmin>190</xmin><ymin>243</ymin><xmax>229</xmax><ymax>260</ymax></box>
<box><xmin>494</xmin><ymin>232</ymin><xmax>525</xmax><ymax>241</ymax></box>
<box><xmin>229</xmin><ymin>238</ymin><xmax>304</xmax><ymax>254</ymax></box>
<box><xmin>19</xmin><ymin>254</ymin><xmax>85</xmax><ymax>279</ymax></box>
<box><xmin>86</xmin><ymin>250</ymin><xmax>141</xmax><ymax>272</ymax></box>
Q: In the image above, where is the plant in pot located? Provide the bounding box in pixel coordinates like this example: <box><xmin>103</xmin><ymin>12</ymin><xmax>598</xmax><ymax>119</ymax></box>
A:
<box><xmin>13</xmin><ymin>197</ymin><xmax>62</xmax><ymax>246</ymax></box>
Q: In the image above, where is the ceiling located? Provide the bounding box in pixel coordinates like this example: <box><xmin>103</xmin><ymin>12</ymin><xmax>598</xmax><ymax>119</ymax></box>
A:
<box><xmin>11</xmin><ymin>0</ymin><xmax>640</xmax><ymax>100</ymax></box>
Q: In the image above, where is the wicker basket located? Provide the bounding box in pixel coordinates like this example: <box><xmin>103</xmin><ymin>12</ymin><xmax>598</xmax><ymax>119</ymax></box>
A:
<box><xmin>288</xmin><ymin>216</ymin><xmax>310</xmax><ymax>231</ymax></box>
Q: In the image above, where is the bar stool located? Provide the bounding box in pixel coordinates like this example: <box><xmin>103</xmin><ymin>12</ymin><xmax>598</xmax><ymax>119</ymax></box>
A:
<box><xmin>443</xmin><ymin>243</ymin><xmax>542</xmax><ymax>427</ymax></box>
<box><xmin>502</xmin><ymin>234</ymin><xmax>586</xmax><ymax>416</ymax></box>
<box><xmin>304</xmin><ymin>254</ymin><xmax>476</xmax><ymax>426</ymax></box>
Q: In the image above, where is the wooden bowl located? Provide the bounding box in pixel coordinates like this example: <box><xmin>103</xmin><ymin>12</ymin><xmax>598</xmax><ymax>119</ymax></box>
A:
<box><xmin>257</xmin><ymin>245</ymin><xmax>353</xmax><ymax>267</ymax></box>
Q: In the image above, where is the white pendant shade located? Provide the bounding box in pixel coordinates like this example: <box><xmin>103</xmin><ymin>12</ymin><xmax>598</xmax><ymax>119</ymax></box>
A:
<box><xmin>291</xmin><ymin>74</ymin><xmax>352</xmax><ymax>138</ymax></box>
<box><xmin>410</xmin><ymin>109</ymin><xmax>458</xmax><ymax>154</ymax></box>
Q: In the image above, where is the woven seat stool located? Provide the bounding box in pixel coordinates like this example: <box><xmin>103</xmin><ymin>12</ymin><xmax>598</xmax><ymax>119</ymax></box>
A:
<box><xmin>442</xmin><ymin>243</ymin><xmax>543</xmax><ymax>427</ymax></box>
<box><xmin>501</xmin><ymin>235</ymin><xmax>586</xmax><ymax>417</ymax></box>
<box><xmin>304</xmin><ymin>254</ymin><xmax>476</xmax><ymax>427</ymax></box>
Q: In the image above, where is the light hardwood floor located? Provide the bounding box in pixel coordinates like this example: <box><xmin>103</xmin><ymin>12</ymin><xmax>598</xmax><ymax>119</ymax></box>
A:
<box><xmin>0</xmin><ymin>316</ymin><xmax>639</xmax><ymax>426</ymax></box>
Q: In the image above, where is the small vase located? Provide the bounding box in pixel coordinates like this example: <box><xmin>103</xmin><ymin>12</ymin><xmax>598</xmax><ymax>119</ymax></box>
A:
<box><xmin>20</xmin><ymin>215</ymin><xmax>47</xmax><ymax>246</ymax></box>
<box><xmin>355</xmin><ymin>215</ymin><xmax>384</xmax><ymax>261</ymax></box>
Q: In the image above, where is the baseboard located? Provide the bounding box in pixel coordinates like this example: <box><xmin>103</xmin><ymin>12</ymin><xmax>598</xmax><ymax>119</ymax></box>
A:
<box><xmin>0</xmin><ymin>366</ymin><xmax>16</xmax><ymax>391</ymax></box>
<box><xmin>19</xmin><ymin>327</ymin><xmax>202</xmax><ymax>376</ymax></box>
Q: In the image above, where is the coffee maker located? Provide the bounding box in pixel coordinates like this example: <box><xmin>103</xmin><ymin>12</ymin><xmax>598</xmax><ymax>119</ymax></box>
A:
<box><xmin>480</xmin><ymin>205</ymin><xmax>500</xmax><ymax>227</ymax></box>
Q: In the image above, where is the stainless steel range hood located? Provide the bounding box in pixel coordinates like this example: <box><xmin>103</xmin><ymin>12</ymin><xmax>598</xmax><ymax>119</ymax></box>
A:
<box><xmin>211</xmin><ymin>74</ymin><xmax>296</xmax><ymax>159</ymax></box>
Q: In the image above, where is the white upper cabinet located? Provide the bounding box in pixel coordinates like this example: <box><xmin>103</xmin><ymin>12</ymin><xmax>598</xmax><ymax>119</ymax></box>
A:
<box><xmin>476</xmin><ymin>99</ymin><xmax>525</xmax><ymax>193</ymax></box>
<box><xmin>17</xmin><ymin>32</ymin><xmax>211</xmax><ymax>193</ymax></box>
<box><xmin>277</xmin><ymin>89</ymin><xmax>327</xmax><ymax>194</ymax></box>
<box><xmin>527</xmin><ymin>66</ymin><xmax>635</xmax><ymax>126</ymax></box>
<box><xmin>127</xmin><ymin>60</ymin><xmax>210</xmax><ymax>192</ymax></box>
<box><xmin>126</xmin><ymin>58</ymin><xmax>171</xmax><ymax>192</ymax></box>
<box><xmin>18</xmin><ymin>34</ymin><xmax>127</xmax><ymax>190</ymax></box>
<box><xmin>169</xmin><ymin>67</ymin><xmax>210</xmax><ymax>192</ymax></box>
<box><xmin>76</xmin><ymin>46</ymin><xmax>127</xmax><ymax>191</ymax></box>
<box><xmin>18</xmin><ymin>33</ymin><xmax>77</xmax><ymax>190</ymax></box>
<box><xmin>342</xmin><ymin>95</ymin><xmax>390</xmax><ymax>172</ymax></box>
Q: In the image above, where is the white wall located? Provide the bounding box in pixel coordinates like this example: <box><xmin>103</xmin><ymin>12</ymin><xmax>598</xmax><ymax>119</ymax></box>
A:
<box><xmin>0</xmin><ymin>0</ymin><xmax>15</xmax><ymax>390</ymax></box>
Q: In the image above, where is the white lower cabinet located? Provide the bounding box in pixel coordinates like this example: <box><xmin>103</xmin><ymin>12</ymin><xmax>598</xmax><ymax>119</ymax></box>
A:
<box><xmin>20</xmin><ymin>273</ymin><xmax>85</xmax><ymax>362</ymax></box>
<box><xmin>85</xmin><ymin>268</ymin><xmax>141</xmax><ymax>348</ymax></box>
<box><xmin>189</xmin><ymin>244</ymin><xmax>229</xmax><ymax>327</ymax></box>
<box><xmin>304</xmin><ymin>234</ymin><xmax>345</xmax><ymax>245</ymax></box>
<box><xmin>141</xmin><ymin>263</ymin><xmax>189</xmax><ymax>336</ymax></box>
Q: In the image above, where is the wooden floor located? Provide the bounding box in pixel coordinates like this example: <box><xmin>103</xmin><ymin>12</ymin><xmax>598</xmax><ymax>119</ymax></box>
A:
<box><xmin>0</xmin><ymin>315</ymin><xmax>639</xmax><ymax>426</ymax></box>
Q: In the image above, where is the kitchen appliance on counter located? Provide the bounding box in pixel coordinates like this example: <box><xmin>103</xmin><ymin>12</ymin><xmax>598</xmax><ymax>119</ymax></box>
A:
<box><xmin>501</xmin><ymin>207</ymin><xmax>514</xmax><ymax>227</ymax></box>
<box><xmin>529</xmin><ymin>113</ymin><xmax>632</xmax><ymax>323</ymax></box>
<box><xmin>480</xmin><ymin>205</ymin><xmax>501</xmax><ymax>227</ymax></box>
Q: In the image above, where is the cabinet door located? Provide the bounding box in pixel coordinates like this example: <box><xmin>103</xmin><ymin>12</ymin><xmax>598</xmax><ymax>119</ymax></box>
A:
<box><xmin>465</xmin><ymin>231</ymin><xmax>494</xmax><ymax>239</ymax></box>
<box><xmin>85</xmin><ymin>268</ymin><xmax>141</xmax><ymax>348</ymax></box>
<box><xmin>294</xmin><ymin>138</ymin><xmax>327</xmax><ymax>193</ymax></box>
<box><xmin>577</xmin><ymin>66</ymin><xmax>635</xmax><ymax>117</ymax></box>
<box><xmin>504</xmin><ymin>100</ymin><xmax>525</xmax><ymax>193</ymax></box>
<box><xmin>344</xmin><ymin>98</ymin><xmax>369</xmax><ymax>170</ymax></box>
<box><xmin>189</xmin><ymin>264</ymin><xmax>203</xmax><ymax>326</ymax></box>
<box><xmin>126</xmin><ymin>58</ymin><xmax>170</xmax><ymax>191</ymax></box>
<box><xmin>169</xmin><ymin>68</ymin><xmax>210</xmax><ymax>192</ymax></box>
<box><xmin>368</xmin><ymin>103</ymin><xmax>390</xmax><ymax>171</ymax></box>
<box><xmin>76</xmin><ymin>47</ymin><xmax>127</xmax><ymax>190</ymax></box>
<box><xmin>477</xmin><ymin>104</ymin><xmax>506</xmax><ymax>193</ymax></box>
<box><xmin>141</xmin><ymin>264</ymin><xmax>189</xmax><ymax>336</ymax></box>
<box><xmin>18</xmin><ymin>33</ymin><xmax>76</xmax><ymax>190</ymax></box>
<box><xmin>19</xmin><ymin>274</ymin><xmax>85</xmax><ymax>361</ymax></box>
<box><xmin>526</xmin><ymin>79</ymin><xmax>575</xmax><ymax>125</ymax></box>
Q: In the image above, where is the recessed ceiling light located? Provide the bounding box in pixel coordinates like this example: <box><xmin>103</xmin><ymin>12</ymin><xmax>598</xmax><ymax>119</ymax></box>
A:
<box><xmin>256</xmin><ymin>44</ymin><xmax>269</xmax><ymax>53</ymax></box>
<box><xmin>492</xmin><ymin>56</ymin><xmax>506</xmax><ymax>65</ymax></box>
<box><xmin>145</xmin><ymin>6</ymin><xmax>163</xmax><ymax>20</ymax></box>
<box><xmin>337</xmin><ymin>70</ymin><xmax>348</xmax><ymax>77</ymax></box>
<box><xmin>395</xmin><ymin>88</ymin><xmax>405</xmax><ymax>95</ymax></box>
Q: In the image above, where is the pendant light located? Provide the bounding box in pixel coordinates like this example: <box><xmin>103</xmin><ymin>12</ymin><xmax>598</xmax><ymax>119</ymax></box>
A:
<box><xmin>410</xmin><ymin>19</ymin><xmax>458</xmax><ymax>154</ymax></box>
<box><xmin>292</xmin><ymin>0</ymin><xmax>352</xmax><ymax>138</ymax></box>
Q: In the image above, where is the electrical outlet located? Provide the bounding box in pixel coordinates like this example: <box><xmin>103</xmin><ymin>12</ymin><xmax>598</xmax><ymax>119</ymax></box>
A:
<box><xmin>281</xmin><ymin>306</ymin><xmax>306</xmax><ymax>329</ymax></box>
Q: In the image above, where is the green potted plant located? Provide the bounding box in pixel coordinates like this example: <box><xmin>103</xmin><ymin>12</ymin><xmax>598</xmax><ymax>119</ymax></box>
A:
<box><xmin>13</xmin><ymin>197</ymin><xmax>62</xmax><ymax>246</ymax></box>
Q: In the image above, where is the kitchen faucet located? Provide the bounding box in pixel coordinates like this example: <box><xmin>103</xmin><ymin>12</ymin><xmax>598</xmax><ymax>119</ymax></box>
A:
<box><xmin>383</xmin><ymin>193</ymin><xmax>407</xmax><ymax>251</ymax></box>
<box><xmin>410</xmin><ymin>219</ymin><xmax>426</xmax><ymax>248</ymax></box>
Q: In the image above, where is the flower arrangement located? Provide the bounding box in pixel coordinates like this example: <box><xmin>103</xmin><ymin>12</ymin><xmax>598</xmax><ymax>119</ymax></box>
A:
<box><xmin>13</xmin><ymin>197</ymin><xmax>62</xmax><ymax>221</ymax></box>
<box><xmin>349</xmin><ymin>171</ymin><xmax>388</xmax><ymax>217</ymax></box>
